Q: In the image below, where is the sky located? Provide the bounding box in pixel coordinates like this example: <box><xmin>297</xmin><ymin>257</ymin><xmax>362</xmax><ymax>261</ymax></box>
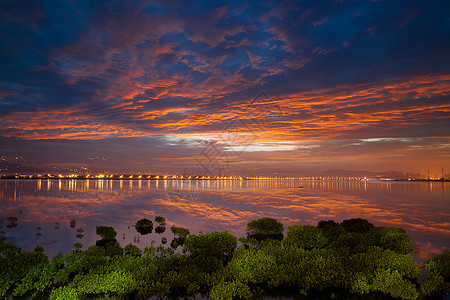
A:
<box><xmin>0</xmin><ymin>0</ymin><xmax>449</xmax><ymax>176</ymax></box>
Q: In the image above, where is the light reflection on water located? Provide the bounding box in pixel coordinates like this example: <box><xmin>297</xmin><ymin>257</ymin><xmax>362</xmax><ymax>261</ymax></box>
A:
<box><xmin>0</xmin><ymin>179</ymin><xmax>449</xmax><ymax>262</ymax></box>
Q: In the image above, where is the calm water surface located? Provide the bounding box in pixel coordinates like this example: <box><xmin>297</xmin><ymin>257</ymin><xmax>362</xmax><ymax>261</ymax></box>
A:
<box><xmin>0</xmin><ymin>179</ymin><xmax>449</xmax><ymax>262</ymax></box>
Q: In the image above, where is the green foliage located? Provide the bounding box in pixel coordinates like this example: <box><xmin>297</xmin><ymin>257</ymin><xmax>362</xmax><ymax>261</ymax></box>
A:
<box><xmin>346</xmin><ymin>247</ymin><xmax>420</xmax><ymax>278</ymax></box>
<box><xmin>143</xmin><ymin>245</ymin><xmax>175</xmax><ymax>259</ymax></box>
<box><xmin>285</xmin><ymin>225</ymin><xmax>328</xmax><ymax>250</ymax></box>
<box><xmin>135</xmin><ymin>218</ymin><xmax>153</xmax><ymax>235</ymax></box>
<box><xmin>123</xmin><ymin>243</ymin><xmax>142</xmax><ymax>256</ymax></box>
<box><xmin>66</xmin><ymin>254</ymin><xmax>147</xmax><ymax>297</ymax></box>
<box><xmin>238</xmin><ymin>236</ymin><xmax>259</xmax><ymax>248</ymax></box>
<box><xmin>229</xmin><ymin>248</ymin><xmax>278</xmax><ymax>285</ymax></box>
<box><xmin>0</xmin><ymin>239</ymin><xmax>20</xmax><ymax>258</ymax></box>
<box><xmin>327</xmin><ymin>224</ymin><xmax>416</xmax><ymax>256</ymax></box>
<box><xmin>170</xmin><ymin>237</ymin><xmax>186</xmax><ymax>249</ymax></box>
<box><xmin>0</xmin><ymin>248</ymin><xmax>49</xmax><ymax>299</ymax></box>
<box><xmin>74</xmin><ymin>269</ymin><xmax>138</xmax><ymax>295</ymax></box>
<box><xmin>96</xmin><ymin>226</ymin><xmax>117</xmax><ymax>240</ymax></box>
<box><xmin>34</xmin><ymin>245</ymin><xmax>44</xmax><ymax>252</ymax></box>
<box><xmin>0</xmin><ymin>217</ymin><xmax>438</xmax><ymax>299</ymax></box>
<box><xmin>317</xmin><ymin>220</ymin><xmax>346</xmax><ymax>240</ymax></box>
<box><xmin>270</xmin><ymin>246</ymin><xmax>346</xmax><ymax>291</ymax></box>
<box><xmin>155</xmin><ymin>225</ymin><xmax>166</xmax><ymax>234</ymax></box>
<box><xmin>170</xmin><ymin>225</ymin><xmax>190</xmax><ymax>237</ymax></box>
<box><xmin>53</xmin><ymin>251</ymin><xmax>85</xmax><ymax>284</ymax></box>
<box><xmin>72</xmin><ymin>242</ymin><xmax>83</xmax><ymax>252</ymax></box>
<box><xmin>346</xmin><ymin>247</ymin><xmax>420</xmax><ymax>299</ymax></box>
<box><xmin>169</xmin><ymin>226</ymin><xmax>190</xmax><ymax>249</ymax></box>
<box><xmin>372</xmin><ymin>268</ymin><xmax>418</xmax><ymax>299</ymax></box>
<box><xmin>210</xmin><ymin>280</ymin><xmax>252</xmax><ymax>300</ymax></box>
<box><xmin>161</xmin><ymin>237</ymin><xmax>167</xmax><ymax>244</ymax></box>
<box><xmin>54</xmin><ymin>246</ymin><xmax>108</xmax><ymax>285</ymax></box>
<box><xmin>155</xmin><ymin>216</ymin><xmax>166</xmax><ymax>224</ymax></box>
<box><xmin>184</xmin><ymin>231</ymin><xmax>237</xmax><ymax>262</ymax></box>
<box><xmin>422</xmin><ymin>250</ymin><xmax>450</xmax><ymax>295</ymax></box>
<box><xmin>375</xmin><ymin>227</ymin><xmax>415</xmax><ymax>254</ymax></box>
<box><xmin>246</xmin><ymin>218</ymin><xmax>284</xmax><ymax>241</ymax></box>
<box><xmin>95</xmin><ymin>239</ymin><xmax>123</xmax><ymax>257</ymax></box>
<box><xmin>258</xmin><ymin>239</ymin><xmax>283</xmax><ymax>258</ymax></box>
<box><xmin>12</xmin><ymin>261</ymin><xmax>55</xmax><ymax>297</ymax></box>
<box><xmin>49</xmin><ymin>286</ymin><xmax>81</xmax><ymax>300</ymax></box>
<box><xmin>350</xmin><ymin>268</ymin><xmax>419</xmax><ymax>299</ymax></box>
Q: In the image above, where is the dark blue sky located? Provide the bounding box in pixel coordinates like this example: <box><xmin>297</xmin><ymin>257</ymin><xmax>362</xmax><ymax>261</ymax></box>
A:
<box><xmin>1</xmin><ymin>0</ymin><xmax>449</xmax><ymax>176</ymax></box>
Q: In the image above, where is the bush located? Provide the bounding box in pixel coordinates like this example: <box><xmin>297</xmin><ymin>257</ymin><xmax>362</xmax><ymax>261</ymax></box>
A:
<box><xmin>171</xmin><ymin>225</ymin><xmax>190</xmax><ymax>237</ymax></box>
<box><xmin>0</xmin><ymin>239</ymin><xmax>20</xmax><ymax>258</ymax></box>
<box><xmin>0</xmin><ymin>250</ymin><xmax>49</xmax><ymax>298</ymax></box>
<box><xmin>184</xmin><ymin>231</ymin><xmax>237</xmax><ymax>262</ymax></box>
<box><xmin>210</xmin><ymin>281</ymin><xmax>252</xmax><ymax>300</ymax></box>
<box><xmin>49</xmin><ymin>286</ymin><xmax>81</xmax><ymax>300</ymax></box>
<box><xmin>284</xmin><ymin>225</ymin><xmax>328</xmax><ymax>250</ymax></box>
<box><xmin>12</xmin><ymin>262</ymin><xmax>55</xmax><ymax>297</ymax></box>
<box><xmin>347</xmin><ymin>247</ymin><xmax>420</xmax><ymax>299</ymax></box>
<box><xmin>376</xmin><ymin>227</ymin><xmax>415</xmax><ymax>254</ymax></box>
<box><xmin>423</xmin><ymin>250</ymin><xmax>450</xmax><ymax>295</ymax></box>
<box><xmin>229</xmin><ymin>248</ymin><xmax>278</xmax><ymax>285</ymax></box>
<box><xmin>170</xmin><ymin>236</ymin><xmax>185</xmax><ymax>249</ymax></box>
<box><xmin>155</xmin><ymin>216</ymin><xmax>166</xmax><ymax>224</ymax></box>
<box><xmin>123</xmin><ymin>243</ymin><xmax>142</xmax><ymax>256</ymax></box>
<box><xmin>74</xmin><ymin>269</ymin><xmax>138</xmax><ymax>294</ymax></box>
<box><xmin>34</xmin><ymin>245</ymin><xmax>44</xmax><ymax>252</ymax></box>
<box><xmin>96</xmin><ymin>226</ymin><xmax>117</xmax><ymax>240</ymax></box>
<box><xmin>341</xmin><ymin>218</ymin><xmax>374</xmax><ymax>233</ymax></box>
<box><xmin>351</xmin><ymin>268</ymin><xmax>419</xmax><ymax>300</ymax></box>
<box><xmin>246</xmin><ymin>218</ymin><xmax>284</xmax><ymax>241</ymax></box>
<box><xmin>135</xmin><ymin>219</ymin><xmax>153</xmax><ymax>235</ymax></box>
<box><xmin>155</xmin><ymin>225</ymin><xmax>166</xmax><ymax>234</ymax></box>
<box><xmin>72</xmin><ymin>242</ymin><xmax>83</xmax><ymax>252</ymax></box>
<box><xmin>317</xmin><ymin>220</ymin><xmax>346</xmax><ymax>240</ymax></box>
<box><xmin>95</xmin><ymin>239</ymin><xmax>123</xmax><ymax>257</ymax></box>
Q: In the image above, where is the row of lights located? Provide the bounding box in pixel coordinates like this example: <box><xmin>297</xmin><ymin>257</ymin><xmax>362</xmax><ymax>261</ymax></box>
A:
<box><xmin>3</xmin><ymin>174</ymin><xmax>448</xmax><ymax>181</ymax></box>
<box><xmin>46</xmin><ymin>174</ymin><xmax>248</xmax><ymax>180</ymax></box>
<box><xmin>7</xmin><ymin>174</ymin><xmax>378</xmax><ymax>181</ymax></box>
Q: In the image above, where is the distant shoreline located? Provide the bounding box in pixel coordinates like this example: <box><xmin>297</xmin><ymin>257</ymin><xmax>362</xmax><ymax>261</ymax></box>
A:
<box><xmin>0</xmin><ymin>175</ymin><xmax>449</xmax><ymax>182</ymax></box>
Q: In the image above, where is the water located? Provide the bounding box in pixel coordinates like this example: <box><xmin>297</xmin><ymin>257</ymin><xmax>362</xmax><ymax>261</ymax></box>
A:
<box><xmin>0</xmin><ymin>179</ymin><xmax>449</xmax><ymax>262</ymax></box>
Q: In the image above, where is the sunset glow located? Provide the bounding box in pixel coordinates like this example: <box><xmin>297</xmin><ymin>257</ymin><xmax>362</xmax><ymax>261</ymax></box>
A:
<box><xmin>0</xmin><ymin>1</ymin><xmax>449</xmax><ymax>176</ymax></box>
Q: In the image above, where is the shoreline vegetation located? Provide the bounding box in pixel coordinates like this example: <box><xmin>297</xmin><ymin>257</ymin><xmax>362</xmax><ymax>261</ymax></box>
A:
<box><xmin>1</xmin><ymin>217</ymin><xmax>449</xmax><ymax>300</ymax></box>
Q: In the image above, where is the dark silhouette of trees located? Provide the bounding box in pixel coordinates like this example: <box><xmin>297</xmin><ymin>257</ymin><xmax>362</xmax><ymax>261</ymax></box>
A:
<box><xmin>341</xmin><ymin>218</ymin><xmax>375</xmax><ymax>233</ymax></box>
<box><xmin>170</xmin><ymin>225</ymin><xmax>190</xmax><ymax>249</ymax></box>
<box><xmin>96</xmin><ymin>226</ymin><xmax>117</xmax><ymax>240</ymax></box>
<box><xmin>135</xmin><ymin>218</ymin><xmax>153</xmax><ymax>235</ymax></box>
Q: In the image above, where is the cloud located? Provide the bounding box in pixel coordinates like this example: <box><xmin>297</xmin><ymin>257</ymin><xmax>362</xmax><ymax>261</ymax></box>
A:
<box><xmin>0</xmin><ymin>0</ymin><xmax>449</xmax><ymax>174</ymax></box>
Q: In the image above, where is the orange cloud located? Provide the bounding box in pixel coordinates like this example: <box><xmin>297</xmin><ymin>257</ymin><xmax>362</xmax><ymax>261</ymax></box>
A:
<box><xmin>0</xmin><ymin>74</ymin><xmax>448</xmax><ymax>143</ymax></box>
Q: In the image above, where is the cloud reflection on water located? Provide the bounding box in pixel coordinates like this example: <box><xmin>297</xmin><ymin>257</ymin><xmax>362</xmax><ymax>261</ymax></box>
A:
<box><xmin>0</xmin><ymin>179</ymin><xmax>448</xmax><ymax>261</ymax></box>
